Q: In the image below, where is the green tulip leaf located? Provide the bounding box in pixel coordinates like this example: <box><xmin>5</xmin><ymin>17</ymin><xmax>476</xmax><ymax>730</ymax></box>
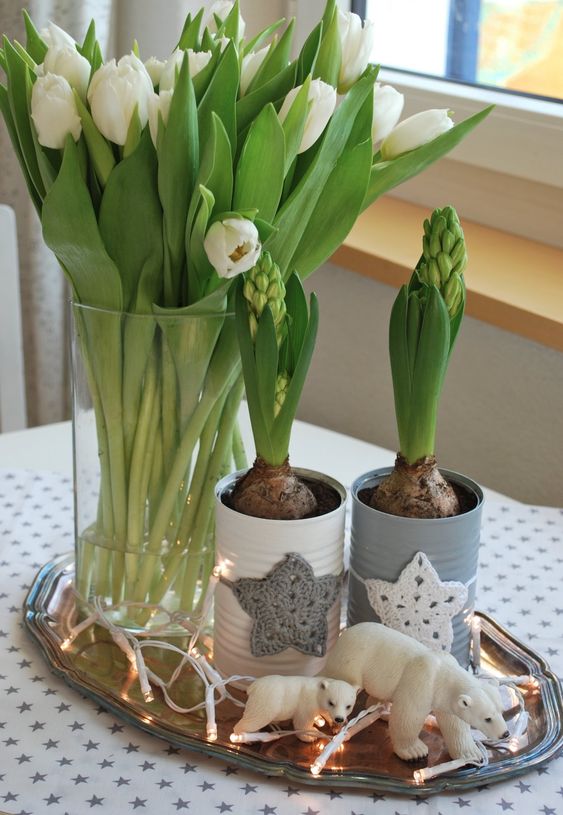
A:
<box><xmin>243</xmin><ymin>19</ymin><xmax>286</xmax><ymax>56</ymax></box>
<box><xmin>198</xmin><ymin>40</ymin><xmax>239</xmax><ymax>151</ymax></box>
<box><xmin>3</xmin><ymin>39</ymin><xmax>45</xmax><ymax>201</ymax></box>
<box><xmin>236</xmin><ymin>61</ymin><xmax>297</xmax><ymax>135</ymax></box>
<box><xmin>297</xmin><ymin>21</ymin><xmax>323</xmax><ymax>84</ymax></box>
<box><xmin>280</xmin><ymin>76</ymin><xmax>310</xmax><ymax>174</ymax></box>
<box><xmin>159</xmin><ymin>52</ymin><xmax>199</xmax><ymax>304</ymax></box>
<box><xmin>266</xmin><ymin>66</ymin><xmax>377</xmax><ymax>278</ymax></box>
<box><xmin>178</xmin><ymin>9</ymin><xmax>203</xmax><ymax>50</ymax></box>
<box><xmin>234</xmin><ymin>103</ymin><xmax>285</xmax><ymax>222</ymax></box>
<box><xmin>313</xmin><ymin>5</ymin><xmax>341</xmax><ymax>88</ymax></box>
<box><xmin>99</xmin><ymin>129</ymin><xmax>163</xmax><ymax>313</ymax></box>
<box><xmin>248</xmin><ymin>19</ymin><xmax>295</xmax><ymax>94</ymax></box>
<box><xmin>42</xmin><ymin>135</ymin><xmax>122</xmax><ymax>310</ymax></box>
<box><xmin>22</xmin><ymin>10</ymin><xmax>47</xmax><ymax>64</ymax></box>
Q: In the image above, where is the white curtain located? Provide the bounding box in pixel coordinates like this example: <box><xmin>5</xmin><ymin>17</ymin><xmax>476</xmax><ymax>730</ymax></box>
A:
<box><xmin>0</xmin><ymin>0</ymin><xmax>114</xmax><ymax>426</ymax></box>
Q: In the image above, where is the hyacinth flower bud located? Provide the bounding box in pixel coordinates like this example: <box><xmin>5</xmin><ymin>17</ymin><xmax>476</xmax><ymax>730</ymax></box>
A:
<box><xmin>419</xmin><ymin>206</ymin><xmax>467</xmax><ymax>288</ymax></box>
<box><xmin>242</xmin><ymin>252</ymin><xmax>286</xmax><ymax>340</ymax></box>
<box><xmin>274</xmin><ymin>371</ymin><xmax>290</xmax><ymax>417</ymax></box>
<box><xmin>444</xmin><ymin>272</ymin><xmax>463</xmax><ymax>317</ymax></box>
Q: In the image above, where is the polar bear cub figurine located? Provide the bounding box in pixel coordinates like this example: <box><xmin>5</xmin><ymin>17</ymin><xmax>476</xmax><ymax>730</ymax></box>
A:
<box><xmin>233</xmin><ymin>675</ymin><xmax>359</xmax><ymax>742</ymax></box>
<box><xmin>323</xmin><ymin>623</ymin><xmax>508</xmax><ymax>762</ymax></box>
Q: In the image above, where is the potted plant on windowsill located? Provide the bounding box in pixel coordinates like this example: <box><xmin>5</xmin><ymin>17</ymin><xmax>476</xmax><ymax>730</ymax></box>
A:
<box><xmin>348</xmin><ymin>206</ymin><xmax>484</xmax><ymax>667</ymax></box>
<box><xmin>213</xmin><ymin>257</ymin><xmax>347</xmax><ymax>679</ymax></box>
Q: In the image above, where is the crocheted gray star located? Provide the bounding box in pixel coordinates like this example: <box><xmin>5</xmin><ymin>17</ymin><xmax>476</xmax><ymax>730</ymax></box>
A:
<box><xmin>227</xmin><ymin>553</ymin><xmax>342</xmax><ymax>658</ymax></box>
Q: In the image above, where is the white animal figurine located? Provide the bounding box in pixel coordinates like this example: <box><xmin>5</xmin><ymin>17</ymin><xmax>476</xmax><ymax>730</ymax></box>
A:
<box><xmin>233</xmin><ymin>675</ymin><xmax>359</xmax><ymax>742</ymax></box>
<box><xmin>323</xmin><ymin>622</ymin><xmax>508</xmax><ymax>762</ymax></box>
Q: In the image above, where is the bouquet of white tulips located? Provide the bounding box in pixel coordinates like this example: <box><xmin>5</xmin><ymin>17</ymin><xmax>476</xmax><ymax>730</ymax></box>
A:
<box><xmin>0</xmin><ymin>0</ymin><xmax>490</xmax><ymax>623</ymax></box>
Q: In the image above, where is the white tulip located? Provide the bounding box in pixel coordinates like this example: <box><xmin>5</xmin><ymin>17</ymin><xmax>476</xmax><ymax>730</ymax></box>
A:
<box><xmin>40</xmin><ymin>21</ymin><xmax>76</xmax><ymax>50</ymax></box>
<box><xmin>148</xmin><ymin>90</ymin><xmax>173</xmax><ymax>147</ymax></box>
<box><xmin>159</xmin><ymin>49</ymin><xmax>213</xmax><ymax>92</ymax></box>
<box><xmin>278</xmin><ymin>78</ymin><xmax>337</xmax><ymax>154</ymax></box>
<box><xmin>31</xmin><ymin>73</ymin><xmax>82</xmax><ymax>149</ymax></box>
<box><xmin>240</xmin><ymin>45</ymin><xmax>269</xmax><ymax>96</ymax></box>
<box><xmin>204</xmin><ymin>1</ymin><xmax>246</xmax><ymax>37</ymax></box>
<box><xmin>144</xmin><ymin>57</ymin><xmax>165</xmax><ymax>86</ymax></box>
<box><xmin>204</xmin><ymin>218</ymin><xmax>262</xmax><ymax>279</ymax></box>
<box><xmin>371</xmin><ymin>83</ymin><xmax>404</xmax><ymax>147</ymax></box>
<box><xmin>381</xmin><ymin>109</ymin><xmax>454</xmax><ymax>161</ymax></box>
<box><xmin>336</xmin><ymin>10</ymin><xmax>374</xmax><ymax>94</ymax></box>
<box><xmin>43</xmin><ymin>47</ymin><xmax>91</xmax><ymax>100</ymax></box>
<box><xmin>87</xmin><ymin>54</ymin><xmax>154</xmax><ymax>145</ymax></box>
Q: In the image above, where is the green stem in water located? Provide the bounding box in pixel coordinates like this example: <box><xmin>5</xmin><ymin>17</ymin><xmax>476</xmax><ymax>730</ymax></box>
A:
<box><xmin>179</xmin><ymin>376</ymin><xmax>245</xmax><ymax>613</ymax></box>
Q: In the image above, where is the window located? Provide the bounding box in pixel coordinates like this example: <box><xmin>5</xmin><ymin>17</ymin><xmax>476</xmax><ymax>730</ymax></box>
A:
<box><xmin>355</xmin><ymin>0</ymin><xmax>563</xmax><ymax>102</ymax></box>
<box><xmin>346</xmin><ymin>0</ymin><xmax>563</xmax><ymax>247</ymax></box>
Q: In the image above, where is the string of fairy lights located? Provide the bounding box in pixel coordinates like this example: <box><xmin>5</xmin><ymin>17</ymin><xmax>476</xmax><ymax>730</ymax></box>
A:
<box><xmin>60</xmin><ymin>566</ymin><xmax>539</xmax><ymax>783</ymax></box>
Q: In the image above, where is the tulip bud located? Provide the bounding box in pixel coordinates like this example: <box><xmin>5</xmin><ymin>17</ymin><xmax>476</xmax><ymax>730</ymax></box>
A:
<box><xmin>380</xmin><ymin>109</ymin><xmax>454</xmax><ymax>161</ymax></box>
<box><xmin>40</xmin><ymin>21</ymin><xmax>76</xmax><ymax>50</ymax></box>
<box><xmin>204</xmin><ymin>1</ymin><xmax>246</xmax><ymax>37</ymax></box>
<box><xmin>240</xmin><ymin>45</ymin><xmax>269</xmax><ymax>96</ymax></box>
<box><xmin>336</xmin><ymin>10</ymin><xmax>374</xmax><ymax>94</ymax></box>
<box><xmin>159</xmin><ymin>49</ymin><xmax>212</xmax><ymax>92</ymax></box>
<box><xmin>278</xmin><ymin>78</ymin><xmax>337</xmax><ymax>154</ymax></box>
<box><xmin>148</xmin><ymin>89</ymin><xmax>173</xmax><ymax>147</ymax></box>
<box><xmin>371</xmin><ymin>83</ymin><xmax>404</xmax><ymax>147</ymax></box>
<box><xmin>204</xmin><ymin>217</ymin><xmax>262</xmax><ymax>279</ymax></box>
<box><xmin>87</xmin><ymin>54</ymin><xmax>154</xmax><ymax>145</ymax></box>
<box><xmin>31</xmin><ymin>72</ymin><xmax>82</xmax><ymax>149</ymax></box>
<box><xmin>274</xmin><ymin>371</ymin><xmax>290</xmax><ymax>417</ymax></box>
<box><xmin>242</xmin><ymin>252</ymin><xmax>286</xmax><ymax>340</ymax></box>
<box><xmin>145</xmin><ymin>57</ymin><xmax>165</xmax><ymax>86</ymax></box>
<box><xmin>39</xmin><ymin>23</ymin><xmax>91</xmax><ymax>100</ymax></box>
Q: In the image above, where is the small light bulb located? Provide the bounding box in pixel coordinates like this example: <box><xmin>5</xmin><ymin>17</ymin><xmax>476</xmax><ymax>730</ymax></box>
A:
<box><xmin>314</xmin><ymin>716</ymin><xmax>325</xmax><ymax>727</ymax></box>
<box><xmin>60</xmin><ymin>638</ymin><xmax>72</xmax><ymax>651</ymax></box>
<box><xmin>143</xmin><ymin>690</ymin><xmax>154</xmax><ymax>703</ymax></box>
<box><xmin>508</xmin><ymin>736</ymin><xmax>520</xmax><ymax>753</ymax></box>
<box><xmin>413</xmin><ymin>769</ymin><xmax>424</xmax><ymax>784</ymax></box>
<box><xmin>229</xmin><ymin>733</ymin><xmax>241</xmax><ymax>744</ymax></box>
<box><xmin>207</xmin><ymin>725</ymin><xmax>218</xmax><ymax>742</ymax></box>
<box><xmin>310</xmin><ymin>761</ymin><xmax>322</xmax><ymax>777</ymax></box>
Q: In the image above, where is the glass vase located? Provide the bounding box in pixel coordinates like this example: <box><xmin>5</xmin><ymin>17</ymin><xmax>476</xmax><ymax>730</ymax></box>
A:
<box><xmin>71</xmin><ymin>303</ymin><xmax>245</xmax><ymax>630</ymax></box>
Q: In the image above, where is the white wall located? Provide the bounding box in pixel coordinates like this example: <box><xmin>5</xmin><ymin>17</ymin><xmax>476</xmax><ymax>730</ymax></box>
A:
<box><xmin>301</xmin><ymin>263</ymin><xmax>563</xmax><ymax>507</ymax></box>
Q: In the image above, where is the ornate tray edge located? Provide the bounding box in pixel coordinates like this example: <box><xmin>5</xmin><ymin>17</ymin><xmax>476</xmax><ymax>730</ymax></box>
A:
<box><xmin>23</xmin><ymin>554</ymin><xmax>563</xmax><ymax>795</ymax></box>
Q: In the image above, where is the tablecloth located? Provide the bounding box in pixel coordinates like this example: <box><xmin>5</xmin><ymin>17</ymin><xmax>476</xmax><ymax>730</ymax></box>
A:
<box><xmin>0</xmin><ymin>468</ymin><xmax>562</xmax><ymax>815</ymax></box>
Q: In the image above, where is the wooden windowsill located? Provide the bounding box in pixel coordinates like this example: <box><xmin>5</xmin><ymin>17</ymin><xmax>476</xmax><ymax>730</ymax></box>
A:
<box><xmin>332</xmin><ymin>197</ymin><xmax>563</xmax><ymax>352</ymax></box>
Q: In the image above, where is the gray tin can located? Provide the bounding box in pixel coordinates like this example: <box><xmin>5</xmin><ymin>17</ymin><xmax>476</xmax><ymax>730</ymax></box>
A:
<box><xmin>348</xmin><ymin>467</ymin><xmax>484</xmax><ymax>667</ymax></box>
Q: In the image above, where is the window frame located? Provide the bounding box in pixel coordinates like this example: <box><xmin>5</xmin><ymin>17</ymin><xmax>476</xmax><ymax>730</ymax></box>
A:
<box><xmin>292</xmin><ymin>0</ymin><xmax>563</xmax><ymax>246</ymax></box>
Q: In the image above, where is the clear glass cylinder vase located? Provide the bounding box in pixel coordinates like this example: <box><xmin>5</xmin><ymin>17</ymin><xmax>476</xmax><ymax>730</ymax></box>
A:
<box><xmin>71</xmin><ymin>302</ymin><xmax>244</xmax><ymax>630</ymax></box>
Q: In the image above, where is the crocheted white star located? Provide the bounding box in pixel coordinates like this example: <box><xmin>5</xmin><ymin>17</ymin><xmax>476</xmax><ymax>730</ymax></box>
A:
<box><xmin>364</xmin><ymin>551</ymin><xmax>468</xmax><ymax>653</ymax></box>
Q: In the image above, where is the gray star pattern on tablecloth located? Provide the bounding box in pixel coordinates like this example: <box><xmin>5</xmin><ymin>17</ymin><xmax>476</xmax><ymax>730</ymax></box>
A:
<box><xmin>227</xmin><ymin>552</ymin><xmax>342</xmax><ymax>657</ymax></box>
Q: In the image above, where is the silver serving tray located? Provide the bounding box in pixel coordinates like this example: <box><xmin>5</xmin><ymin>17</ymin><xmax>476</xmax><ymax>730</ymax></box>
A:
<box><xmin>24</xmin><ymin>554</ymin><xmax>563</xmax><ymax>795</ymax></box>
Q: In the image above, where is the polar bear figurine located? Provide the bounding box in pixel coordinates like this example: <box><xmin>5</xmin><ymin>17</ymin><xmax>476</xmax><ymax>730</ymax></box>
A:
<box><xmin>323</xmin><ymin>622</ymin><xmax>508</xmax><ymax>762</ymax></box>
<box><xmin>233</xmin><ymin>675</ymin><xmax>359</xmax><ymax>742</ymax></box>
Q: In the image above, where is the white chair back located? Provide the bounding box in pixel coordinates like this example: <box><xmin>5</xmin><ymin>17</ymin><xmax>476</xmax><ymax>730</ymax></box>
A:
<box><xmin>0</xmin><ymin>204</ymin><xmax>27</xmax><ymax>431</ymax></box>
